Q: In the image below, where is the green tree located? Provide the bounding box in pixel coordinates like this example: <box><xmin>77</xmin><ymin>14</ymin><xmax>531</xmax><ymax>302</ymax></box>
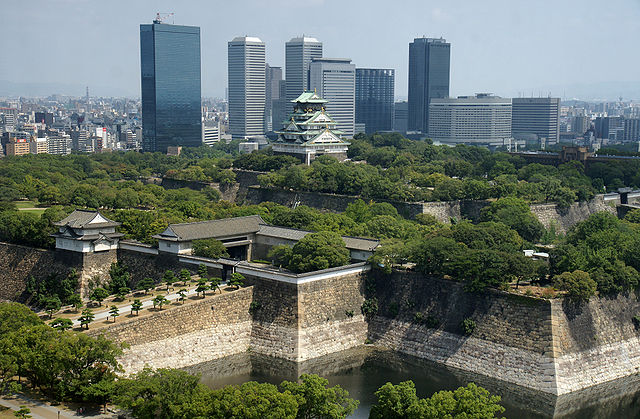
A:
<box><xmin>137</xmin><ymin>277</ymin><xmax>155</xmax><ymax>294</ymax></box>
<box><xmin>90</xmin><ymin>287</ymin><xmax>109</xmax><ymax>306</ymax></box>
<box><xmin>480</xmin><ymin>197</ymin><xmax>544</xmax><ymax>243</ymax></box>
<box><xmin>209</xmin><ymin>277</ymin><xmax>222</xmax><ymax>294</ymax></box>
<box><xmin>67</xmin><ymin>293</ymin><xmax>83</xmax><ymax>313</ymax></box>
<box><xmin>195</xmin><ymin>281</ymin><xmax>210</xmax><ymax>298</ymax></box>
<box><xmin>197</xmin><ymin>263</ymin><xmax>208</xmax><ymax>280</ymax></box>
<box><xmin>286</xmin><ymin>231</ymin><xmax>350</xmax><ymax>273</ymax></box>
<box><xmin>280</xmin><ymin>373</ymin><xmax>358</xmax><ymax>419</ymax></box>
<box><xmin>153</xmin><ymin>295</ymin><xmax>168</xmax><ymax>310</ymax></box>
<box><xmin>49</xmin><ymin>318</ymin><xmax>73</xmax><ymax>331</ymax></box>
<box><xmin>0</xmin><ymin>303</ymin><xmax>42</xmax><ymax>337</ymax></box>
<box><xmin>13</xmin><ymin>406</ymin><xmax>31</xmax><ymax>418</ymax></box>
<box><xmin>192</xmin><ymin>238</ymin><xmax>230</xmax><ymax>259</ymax></box>
<box><xmin>553</xmin><ymin>270</ymin><xmax>597</xmax><ymax>303</ymax></box>
<box><xmin>114</xmin><ymin>368</ymin><xmax>211</xmax><ymax>419</ymax></box>
<box><xmin>229</xmin><ymin>273</ymin><xmax>244</xmax><ymax>290</ymax></box>
<box><xmin>179</xmin><ymin>269</ymin><xmax>191</xmax><ymax>285</ymax></box>
<box><xmin>79</xmin><ymin>308</ymin><xmax>95</xmax><ymax>329</ymax></box>
<box><xmin>44</xmin><ymin>295</ymin><xmax>61</xmax><ymax>319</ymax></box>
<box><xmin>162</xmin><ymin>270</ymin><xmax>176</xmax><ymax>292</ymax></box>
<box><xmin>177</xmin><ymin>289</ymin><xmax>187</xmax><ymax>304</ymax></box>
<box><xmin>108</xmin><ymin>262</ymin><xmax>131</xmax><ymax>295</ymax></box>
<box><xmin>109</xmin><ymin>305</ymin><xmax>120</xmax><ymax>322</ymax></box>
<box><xmin>131</xmin><ymin>299</ymin><xmax>143</xmax><ymax>315</ymax></box>
<box><xmin>209</xmin><ymin>381</ymin><xmax>298</xmax><ymax>419</ymax></box>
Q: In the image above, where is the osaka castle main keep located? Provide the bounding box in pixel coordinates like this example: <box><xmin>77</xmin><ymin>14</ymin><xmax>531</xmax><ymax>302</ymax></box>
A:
<box><xmin>271</xmin><ymin>91</ymin><xmax>350</xmax><ymax>164</ymax></box>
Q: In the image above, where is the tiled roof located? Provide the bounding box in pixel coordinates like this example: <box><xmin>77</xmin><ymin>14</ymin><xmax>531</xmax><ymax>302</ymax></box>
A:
<box><xmin>53</xmin><ymin>210</ymin><xmax>120</xmax><ymax>229</ymax></box>
<box><xmin>256</xmin><ymin>224</ymin><xmax>379</xmax><ymax>252</ymax></box>
<box><xmin>154</xmin><ymin>215</ymin><xmax>265</xmax><ymax>242</ymax></box>
<box><xmin>292</xmin><ymin>91</ymin><xmax>328</xmax><ymax>104</ymax></box>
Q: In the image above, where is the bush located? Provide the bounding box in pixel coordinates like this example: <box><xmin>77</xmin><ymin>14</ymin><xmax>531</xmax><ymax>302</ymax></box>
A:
<box><xmin>192</xmin><ymin>238</ymin><xmax>229</xmax><ymax>259</ymax></box>
<box><xmin>461</xmin><ymin>318</ymin><xmax>476</xmax><ymax>335</ymax></box>
<box><xmin>553</xmin><ymin>270</ymin><xmax>597</xmax><ymax>303</ymax></box>
<box><xmin>270</xmin><ymin>231</ymin><xmax>350</xmax><ymax>273</ymax></box>
<box><xmin>361</xmin><ymin>298</ymin><xmax>379</xmax><ymax>320</ymax></box>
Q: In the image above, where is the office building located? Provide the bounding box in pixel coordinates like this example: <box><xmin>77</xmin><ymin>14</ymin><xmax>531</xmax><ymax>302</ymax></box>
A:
<box><xmin>47</xmin><ymin>135</ymin><xmax>72</xmax><ymax>155</ymax></box>
<box><xmin>393</xmin><ymin>101</ymin><xmax>408</xmax><ymax>133</ymax></box>
<box><xmin>595</xmin><ymin>116</ymin><xmax>624</xmax><ymax>140</ymax></box>
<box><xmin>272</xmin><ymin>80</ymin><xmax>288</xmax><ymax>132</ymax></box>
<box><xmin>355</xmin><ymin>68</ymin><xmax>395</xmax><ymax>134</ymax></box>
<box><xmin>511</xmin><ymin>98</ymin><xmax>560</xmax><ymax>144</ymax></box>
<box><xmin>309</xmin><ymin>58</ymin><xmax>356</xmax><ymax>137</ymax></box>
<box><xmin>428</xmin><ymin>94</ymin><xmax>512</xmax><ymax>144</ymax></box>
<box><xmin>623</xmin><ymin>118</ymin><xmax>640</xmax><ymax>142</ymax></box>
<box><xmin>34</xmin><ymin>112</ymin><xmax>53</xmax><ymax>126</ymax></box>
<box><xmin>285</xmin><ymin>36</ymin><xmax>322</xmax><ymax>109</ymax></box>
<box><xmin>140</xmin><ymin>19</ymin><xmax>202</xmax><ymax>152</ymax></box>
<box><xmin>5</xmin><ymin>133</ymin><xmax>31</xmax><ymax>156</ymax></box>
<box><xmin>203</xmin><ymin>124</ymin><xmax>221</xmax><ymax>146</ymax></box>
<box><xmin>572</xmin><ymin>115</ymin><xmax>590</xmax><ymax>135</ymax></box>
<box><xmin>265</xmin><ymin>64</ymin><xmax>283</xmax><ymax>132</ymax></box>
<box><xmin>228</xmin><ymin>36</ymin><xmax>266</xmax><ymax>139</ymax></box>
<box><xmin>272</xmin><ymin>91</ymin><xmax>349</xmax><ymax>164</ymax></box>
<box><xmin>408</xmin><ymin>37</ymin><xmax>450</xmax><ymax>134</ymax></box>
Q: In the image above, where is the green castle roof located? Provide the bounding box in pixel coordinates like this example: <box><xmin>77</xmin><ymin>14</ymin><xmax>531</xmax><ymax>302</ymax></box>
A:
<box><xmin>291</xmin><ymin>91</ymin><xmax>328</xmax><ymax>104</ymax></box>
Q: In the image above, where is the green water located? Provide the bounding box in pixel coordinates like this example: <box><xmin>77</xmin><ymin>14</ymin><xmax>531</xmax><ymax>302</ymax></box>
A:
<box><xmin>185</xmin><ymin>347</ymin><xmax>640</xmax><ymax>418</ymax></box>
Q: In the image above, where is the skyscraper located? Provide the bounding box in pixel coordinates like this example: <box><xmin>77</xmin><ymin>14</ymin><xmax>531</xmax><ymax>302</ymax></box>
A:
<box><xmin>140</xmin><ymin>20</ymin><xmax>201</xmax><ymax>153</ymax></box>
<box><xmin>285</xmin><ymin>36</ymin><xmax>322</xmax><ymax>108</ymax></box>
<box><xmin>355</xmin><ymin>68</ymin><xmax>395</xmax><ymax>134</ymax></box>
<box><xmin>512</xmin><ymin>98</ymin><xmax>560</xmax><ymax>144</ymax></box>
<box><xmin>408</xmin><ymin>37</ymin><xmax>450</xmax><ymax>134</ymax></box>
<box><xmin>228</xmin><ymin>36</ymin><xmax>266</xmax><ymax>139</ymax></box>
<box><xmin>265</xmin><ymin>64</ymin><xmax>283</xmax><ymax>132</ymax></box>
<box><xmin>309</xmin><ymin>58</ymin><xmax>356</xmax><ymax>137</ymax></box>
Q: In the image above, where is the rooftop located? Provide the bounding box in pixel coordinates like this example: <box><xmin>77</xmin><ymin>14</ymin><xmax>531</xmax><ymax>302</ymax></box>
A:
<box><xmin>53</xmin><ymin>210</ymin><xmax>120</xmax><ymax>229</ymax></box>
<box><xmin>230</xmin><ymin>36</ymin><xmax>263</xmax><ymax>44</ymax></box>
<box><xmin>292</xmin><ymin>91</ymin><xmax>328</xmax><ymax>104</ymax></box>
<box><xmin>154</xmin><ymin>215</ymin><xmax>265</xmax><ymax>241</ymax></box>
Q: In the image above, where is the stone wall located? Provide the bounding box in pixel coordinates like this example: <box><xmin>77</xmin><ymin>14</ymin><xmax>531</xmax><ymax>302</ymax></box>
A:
<box><xmin>530</xmin><ymin>196</ymin><xmax>617</xmax><ymax>234</ymax></box>
<box><xmin>88</xmin><ymin>286</ymin><xmax>254</xmax><ymax>373</ymax></box>
<box><xmin>368</xmin><ymin>272</ymin><xmax>640</xmax><ymax>395</ymax></box>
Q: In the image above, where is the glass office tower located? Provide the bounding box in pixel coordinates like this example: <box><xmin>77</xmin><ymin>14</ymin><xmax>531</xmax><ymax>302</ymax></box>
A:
<box><xmin>408</xmin><ymin>37</ymin><xmax>450</xmax><ymax>134</ymax></box>
<box><xmin>355</xmin><ymin>68</ymin><xmax>395</xmax><ymax>134</ymax></box>
<box><xmin>140</xmin><ymin>21</ymin><xmax>202</xmax><ymax>153</ymax></box>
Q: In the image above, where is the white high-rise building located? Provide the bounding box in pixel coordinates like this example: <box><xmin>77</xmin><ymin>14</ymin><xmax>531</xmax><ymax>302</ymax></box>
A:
<box><xmin>285</xmin><ymin>36</ymin><xmax>322</xmax><ymax>108</ymax></box>
<box><xmin>428</xmin><ymin>94</ymin><xmax>512</xmax><ymax>145</ymax></box>
<box><xmin>309</xmin><ymin>58</ymin><xmax>356</xmax><ymax>137</ymax></box>
<box><xmin>228</xmin><ymin>36</ymin><xmax>266</xmax><ymax>139</ymax></box>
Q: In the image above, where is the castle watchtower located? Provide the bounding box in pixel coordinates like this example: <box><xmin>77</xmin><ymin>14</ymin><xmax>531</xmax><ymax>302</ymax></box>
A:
<box><xmin>52</xmin><ymin>210</ymin><xmax>123</xmax><ymax>253</ymax></box>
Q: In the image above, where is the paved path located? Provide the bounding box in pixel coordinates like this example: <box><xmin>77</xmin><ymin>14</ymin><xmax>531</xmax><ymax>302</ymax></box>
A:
<box><xmin>71</xmin><ymin>283</ymin><xmax>226</xmax><ymax>326</ymax></box>
<box><xmin>0</xmin><ymin>394</ymin><xmax>114</xmax><ymax>419</ymax></box>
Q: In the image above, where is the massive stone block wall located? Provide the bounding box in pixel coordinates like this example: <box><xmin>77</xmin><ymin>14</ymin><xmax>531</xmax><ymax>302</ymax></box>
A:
<box><xmin>88</xmin><ymin>286</ymin><xmax>254</xmax><ymax>373</ymax></box>
<box><xmin>0</xmin><ymin>242</ymin><xmax>83</xmax><ymax>302</ymax></box>
<box><xmin>530</xmin><ymin>196</ymin><xmax>617</xmax><ymax>234</ymax></box>
<box><xmin>369</xmin><ymin>272</ymin><xmax>640</xmax><ymax>395</ymax></box>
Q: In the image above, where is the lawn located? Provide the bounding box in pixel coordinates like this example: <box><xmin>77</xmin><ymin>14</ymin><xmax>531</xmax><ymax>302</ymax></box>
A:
<box><xmin>13</xmin><ymin>200</ymin><xmax>48</xmax><ymax>216</ymax></box>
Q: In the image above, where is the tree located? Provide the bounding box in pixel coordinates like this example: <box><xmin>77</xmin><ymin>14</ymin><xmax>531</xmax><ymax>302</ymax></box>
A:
<box><xmin>229</xmin><ymin>273</ymin><xmax>244</xmax><ymax>290</ymax></box>
<box><xmin>198</xmin><ymin>263</ymin><xmax>208</xmax><ymax>280</ymax></box>
<box><xmin>192</xmin><ymin>238</ymin><xmax>230</xmax><ymax>259</ymax></box>
<box><xmin>553</xmin><ymin>270</ymin><xmax>597</xmax><ymax>303</ymax></box>
<box><xmin>50</xmin><ymin>318</ymin><xmax>73</xmax><ymax>331</ymax></box>
<box><xmin>79</xmin><ymin>308</ymin><xmax>95</xmax><ymax>329</ymax></box>
<box><xmin>209</xmin><ymin>381</ymin><xmax>298</xmax><ymax>419</ymax></box>
<box><xmin>177</xmin><ymin>289</ymin><xmax>187</xmax><ymax>304</ymax></box>
<box><xmin>44</xmin><ymin>295</ymin><xmax>61</xmax><ymax>319</ymax></box>
<box><xmin>114</xmin><ymin>368</ymin><xmax>212</xmax><ymax>419</ymax></box>
<box><xmin>480</xmin><ymin>197</ymin><xmax>544</xmax><ymax>243</ymax></box>
<box><xmin>286</xmin><ymin>232</ymin><xmax>350</xmax><ymax>273</ymax></box>
<box><xmin>179</xmin><ymin>269</ymin><xmax>191</xmax><ymax>285</ymax></box>
<box><xmin>370</xmin><ymin>381</ymin><xmax>505</xmax><ymax>419</ymax></box>
<box><xmin>109</xmin><ymin>305</ymin><xmax>120</xmax><ymax>322</ymax></box>
<box><xmin>108</xmin><ymin>262</ymin><xmax>131</xmax><ymax>295</ymax></box>
<box><xmin>209</xmin><ymin>277</ymin><xmax>222</xmax><ymax>294</ymax></box>
<box><xmin>67</xmin><ymin>293</ymin><xmax>83</xmax><ymax>313</ymax></box>
<box><xmin>13</xmin><ymin>406</ymin><xmax>32</xmax><ymax>418</ymax></box>
<box><xmin>137</xmin><ymin>277</ymin><xmax>155</xmax><ymax>294</ymax></box>
<box><xmin>153</xmin><ymin>295</ymin><xmax>168</xmax><ymax>310</ymax></box>
<box><xmin>280</xmin><ymin>373</ymin><xmax>358</xmax><ymax>419</ymax></box>
<box><xmin>195</xmin><ymin>281</ymin><xmax>210</xmax><ymax>298</ymax></box>
<box><xmin>163</xmin><ymin>270</ymin><xmax>176</xmax><ymax>292</ymax></box>
<box><xmin>131</xmin><ymin>299</ymin><xmax>143</xmax><ymax>315</ymax></box>
<box><xmin>0</xmin><ymin>303</ymin><xmax>42</xmax><ymax>338</ymax></box>
<box><xmin>90</xmin><ymin>287</ymin><xmax>109</xmax><ymax>306</ymax></box>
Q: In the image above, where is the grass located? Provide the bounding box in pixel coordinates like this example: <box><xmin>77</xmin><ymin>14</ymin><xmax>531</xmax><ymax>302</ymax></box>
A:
<box><xmin>13</xmin><ymin>200</ymin><xmax>48</xmax><ymax>216</ymax></box>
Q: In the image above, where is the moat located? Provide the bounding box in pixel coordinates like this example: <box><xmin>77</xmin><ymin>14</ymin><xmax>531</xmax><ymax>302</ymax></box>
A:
<box><xmin>184</xmin><ymin>346</ymin><xmax>640</xmax><ymax>419</ymax></box>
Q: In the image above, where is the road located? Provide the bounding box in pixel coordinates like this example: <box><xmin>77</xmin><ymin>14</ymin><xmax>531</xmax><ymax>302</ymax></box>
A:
<box><xmin>0</xmin><ymin>394</ymin><xmax>114</xmax><ymax>418</ymax></box>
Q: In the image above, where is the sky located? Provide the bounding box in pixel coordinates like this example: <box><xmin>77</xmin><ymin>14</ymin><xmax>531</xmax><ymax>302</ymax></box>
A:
<box><xmin>2</xmin><ymin>0</ymin><xmax>640</xmax><ymax>100</ymax></box>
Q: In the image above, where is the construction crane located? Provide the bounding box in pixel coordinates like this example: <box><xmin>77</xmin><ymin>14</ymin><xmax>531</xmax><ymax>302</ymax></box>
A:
<box><xmin>153</xmin><ymin>12</ymin><xmax>174</xmax><ymax>24</ymax></box>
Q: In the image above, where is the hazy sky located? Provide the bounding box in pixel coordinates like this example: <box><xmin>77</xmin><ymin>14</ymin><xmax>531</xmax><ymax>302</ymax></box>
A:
<box><xmin>2</xmin><ymin>0</ymin><xmax>640</xmax><ymax>100</ymax></box>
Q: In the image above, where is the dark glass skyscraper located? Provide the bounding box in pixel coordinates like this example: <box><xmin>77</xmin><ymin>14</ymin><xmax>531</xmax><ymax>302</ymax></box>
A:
<box><xmin>140</xmin><ymin>21</ymin><xmax>201</xmax><ymax>153</ymax></box>
<box><xmin>408</xmin><ymin>37</ymin><xmax>450</xmax><ymax>134</ymax></box>
<box><xmin>355</xmin><ymin>68</ymin><xmax>395</xmax><ymax>134</ymax></box>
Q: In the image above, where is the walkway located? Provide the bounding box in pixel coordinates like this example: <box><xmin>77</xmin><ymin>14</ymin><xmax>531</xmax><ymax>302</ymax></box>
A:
<box><xmin>0</xmin><ymin>394</ymin><xmax>115</xmax><ymax>419</ymax></box>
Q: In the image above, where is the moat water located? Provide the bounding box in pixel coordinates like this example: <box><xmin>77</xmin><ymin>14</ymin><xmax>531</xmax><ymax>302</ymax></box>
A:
<box><xmin>184</xmin><ymin>346</ymin><xmax>640</xmax><ymax>419</ymax></box>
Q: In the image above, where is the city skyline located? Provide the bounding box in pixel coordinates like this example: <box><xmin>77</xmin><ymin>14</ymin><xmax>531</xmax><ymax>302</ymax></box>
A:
<box><xmin>2</xmin><ymin>0</ymin><xmax>640</xmax><ymax>100</ymax></box>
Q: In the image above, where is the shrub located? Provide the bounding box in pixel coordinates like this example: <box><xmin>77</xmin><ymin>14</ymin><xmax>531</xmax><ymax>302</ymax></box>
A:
<box><xmin>345</xmin><ymin>310</ymin><xmax>354</xmax><ymax>318</ymax></box>
<box><xmin>553</xmin><ymin>270</ymin><xmax>597</xmax><ymax>303</ymax></box>
<box><xmin>388</xmin><ymin>302</ymin><xmax>399</xmax><ymax>318</ymax></box>
<box><xmin>461</xmin><ymin>318</ymin><xmax>476</xmax><ymax>335</ymax></box>
<box><xmin>249</xmin><ymin>301</ymin><xmax>262</xmax><ymax>315</ymax></box>
<box><xmin>361</xmin><ymin>298</ymin><xmax>379</xmax><ymax>320</ymax></box>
